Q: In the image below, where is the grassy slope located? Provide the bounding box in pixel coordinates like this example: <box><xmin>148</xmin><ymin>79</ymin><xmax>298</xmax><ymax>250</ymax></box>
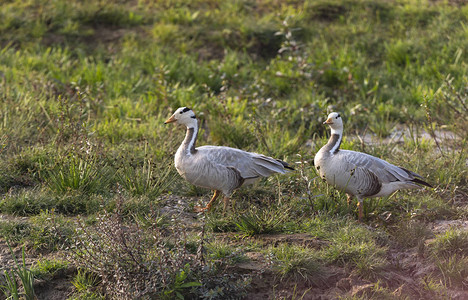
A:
<box><xmin>0</xmin><ymin>0</ymin><xmax>467</xmax><ymax>299</ymax></box>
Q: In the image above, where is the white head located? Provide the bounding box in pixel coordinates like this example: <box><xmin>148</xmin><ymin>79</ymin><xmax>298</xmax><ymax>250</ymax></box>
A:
<box><xmin>323</xmin><ymin>112</ymin><xmax>343</xmax><ymax>134</ymax></box>
<box><xmin>164</xmin><ymin>107</ymin><xmax>198</xmax><ymax>128</ymax></box>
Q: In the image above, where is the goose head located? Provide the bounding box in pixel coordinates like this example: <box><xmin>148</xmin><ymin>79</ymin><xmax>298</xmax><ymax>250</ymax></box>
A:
<box><xmin>164</xmin><ymin>107</ymin><xmax>197</xmax><ymax>128</ymax></box>
<box><xmin>323</xmin><ymin>112</ymin><xmax>343</xmax><ymax>134</ymax></box>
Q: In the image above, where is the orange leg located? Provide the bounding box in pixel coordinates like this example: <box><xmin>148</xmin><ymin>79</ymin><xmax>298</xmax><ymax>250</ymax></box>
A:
<box><xmin>223</xmin><ymin>196</ymin><xmax>231</xmax><ymax>215</ymax></box>
<box><xmin>357</xmin><ymin>200</ymin><xmax>364</xmax><ymax>222</ymax></box>
<box><xmin>195</xmin><ymin>190</ymin><xmax>221</xmax><ymax>212</ymax></box>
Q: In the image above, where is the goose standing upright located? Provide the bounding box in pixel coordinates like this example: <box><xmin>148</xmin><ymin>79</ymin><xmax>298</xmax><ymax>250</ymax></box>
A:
<box><xmin>314</xmin><ymin>112</ymin><xmax>432</xmax><ymax>221</ymax></box>
<box><xmin>165</xmin><ymin>107</ymin><xmax>293</xmax><ymax>212</ymax></box>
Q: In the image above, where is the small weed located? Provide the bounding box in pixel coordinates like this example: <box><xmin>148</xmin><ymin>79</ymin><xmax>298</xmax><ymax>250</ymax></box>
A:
<box><xmin>427</xmin><ymin>75</ymin><xmax>468</xmax><ymax>139</ymax></box>
<box><xmin>133</xmin><ymin>211</ymin><xmax>169</xmax><ymax>230</ymax></box>
<box><xmin>162</xmin><ymin>264</ymin><xmax>201</xmax><ymax>300</ymax></box>
<box><xmin>340</xmin><ymin>280</ymin><xmax>395</xmax><ymax>300</ymax></box>
<box><xmin>68</xmin><ymin>291</ymin><xmax>105</xmax><ymax>300</ymax></box>
<box><xmin>197</xmin><ymin>272</ymin><xmax>251</xmax><ymax>300</ymax></box>
<box><xmin>425</xmin><ymin>229</ymin><xmax>468</xmax><ymax>289</ymax></box>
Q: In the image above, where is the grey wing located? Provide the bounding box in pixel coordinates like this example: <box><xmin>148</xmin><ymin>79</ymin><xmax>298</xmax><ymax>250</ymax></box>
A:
<box><xmin>339</xmin><ymin>150</ymin><xmax>420</xmax><ymax>184</ymax></box>
<box><xmin>197</xmin><ymin>146</ymin><xmax>288</xmax><ymax>179</ymax></box>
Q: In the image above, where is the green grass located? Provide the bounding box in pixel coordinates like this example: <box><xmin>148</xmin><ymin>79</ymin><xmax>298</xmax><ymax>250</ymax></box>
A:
<box><xmin>392</xmin><ymin>220</ymin><xmax>432</xmax><ymax>249</ymax></box>
<box><xmin>429</xmin><ymin>229</ymin><xmax>468</xmax><ymax>258</ymax></box>
<box><xmin>31</xmin><ymin>258</ymin><xmax>69</xmax><ymax>280</ymax></box>
<box><xmin>0</xmin><ymin>210</ymin><xmax>73</xmax><ymax>251</ymax></box>
<box><xmin>1</xmin><ymin>245</ymin><xmax>36</xmax><ymax>300</ymax></box>
<box><xmin>267</xmin><ymin>243</ymin><xmax>323</xmax><ymax>281</ymax></box>
<box><xmin>0</xmin><ymin>0</ymin><xmax>467</xmax><ymax>298</ymax></box>
<box><xmin>320</xmin><ymin>223</ymin><xmax>387</xmax><ymax>278</ymax></box>
<box><xmin>206</xmin><ymin>240</ymin><xmax>248</xmax><ymax>264</ymax></box>
<box><xmin>234</xmin><ymin>205</ymin><xmax>292</xmax><ymax>236</ymax></box>
<box><xmin>69</xmin><ymin>269</ymin><xmax>104</xmax><ymax>300</ymax></box>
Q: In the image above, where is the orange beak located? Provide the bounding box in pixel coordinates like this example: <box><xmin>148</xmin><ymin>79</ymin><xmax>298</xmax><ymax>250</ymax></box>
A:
<box><xmin>323</xmin><ymin>117</ymin><xmax>333</xmax><ymax>125</ymax></box>
<box><xmin>164</xmin><ymin>115</ymin><xmax>177</xmax><ymax>124</ymax></box>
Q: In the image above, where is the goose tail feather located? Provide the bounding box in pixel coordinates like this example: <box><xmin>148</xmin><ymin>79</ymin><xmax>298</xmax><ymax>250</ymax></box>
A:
<box><xmin>411</xmin><ymin>178</ymin><xmax>433</xmax><ymax>188</ymax></box>
<box><xmin>252</xmin><ymin>156</ymin><xmax>293</xmax><ymax>175</ymax></box>
<box><xmin>278</xmin><ymin>159</ymin><xmax>294</xmax><ymax>171</ymax></box>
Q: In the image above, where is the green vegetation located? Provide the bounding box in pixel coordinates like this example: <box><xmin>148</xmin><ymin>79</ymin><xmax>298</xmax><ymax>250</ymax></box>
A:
<box><xmin>31</xmin><ymin>258</ymin><xmax>69</xmax><ymax>280</ymax></box>
<box><xmin>0</xmin><ymin>0</ymin><xmax>467</xmax><ymax>298</ymax></box>
<box><xmin>267</xmin><ymin>243</ymin><xmax>323</xmax><ymax>281</ymax></box>
<box><xmin>0</xmin><ymin>246</ymin><xmax>36</xmax><ymax>300</ymax></box>
<box><xmin>69</xmin><ymin>269</ymin><xmax>104</xmax><ymax>300</ymax></box>
<box><xmin>427</xmin><ymin>229</ymin><xmax>468</xmax><ymax>288</ymax></box>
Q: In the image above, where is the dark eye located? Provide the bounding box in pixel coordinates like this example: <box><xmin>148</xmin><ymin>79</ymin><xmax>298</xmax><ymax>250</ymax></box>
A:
<box><xmin>336</xmin><ymin>114</ymin><xmax>340</xmax><ymax>119</ymax></box>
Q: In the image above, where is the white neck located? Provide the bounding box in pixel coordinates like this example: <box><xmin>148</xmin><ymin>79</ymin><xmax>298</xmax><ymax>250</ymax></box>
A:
<box><xmin>330</xmin><ymin>127</ymin><xmax>342</xmax><ymax>136</ymax></box>
<box><xmin>326</xmin><ymin>127</ymin><xmax>343</xmax><ymax>155</ymax></box>
<box><xmin>180</xmin><ymin>120</ymin><xmax>198</xmax><ymax>156</ymax></box>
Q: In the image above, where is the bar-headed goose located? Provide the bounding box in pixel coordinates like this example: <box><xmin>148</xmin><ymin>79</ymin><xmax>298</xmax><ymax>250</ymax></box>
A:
<box><xmin>314</xmin><ymin>112</ymin><xmax>432</xmax><ymax>221</ymax></box>
<box><xmin>165</xmin><ymin>107</ymin><xmax>293</xmax><ymax>212</ymax></box>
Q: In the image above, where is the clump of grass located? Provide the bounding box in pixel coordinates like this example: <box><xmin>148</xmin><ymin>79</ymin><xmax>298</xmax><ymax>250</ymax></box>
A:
<box><xmin>0</xmin><ymin>220</ymin><xmax>32</xmax><ymax>244</ymax></box>
<box><xmin>427</xmin><ymin>229</ymin><xmax>468</xmax><ymax>289</ymax></box>
<box><xmin>31</xmin><ymin>258</ymin><xmax>69</xmax><ymax>280</ymax></box>
<box><xmin>69</xmin><ymin>269</ymin><xmax>103</xmax><ymax>300</ymax></box>
<box><xmin>206</xmin><ymin>240</ymin><xmax>248</xmax><ymax>265</ymax></box>
<box><xmin>429</xmin><ymin>229</ymin><xmax>468</xmax><ymax>258</ymax></box>
<box><xmin>45</xmin><ymin>154</ymin><xmax>112</xmax><ymax>195</ymax></box>
<box><xmin>338</xmin><ymin>280</ymin><xmax>396</xmax><ymax>300</ymax></box>
<box><xmin>433</xmin><ymin>255</ymin><xmax>468</xmax><ymax>289</ymax></box>
<box><xmin>392</xmin><ymin>220</ymin><xmax>433</xmax><ymax>248</ymax></box>
<box><xmin>321</xmin><ymin>224</ymin><xmax>387</xmax><ymax>279</ymax></box>
<box><xmin>235</xmin><ymin>206</ymin><xmax>291</xmax><ymax>237</ymax></box>
<box><xmin>206</xmin><ymin>214</ymin><xmax>238</xmax><ymax>233</ymax></box>
<box><xmin>421</xmin><ymin>276</ymin><xmax>451</xmax><ymax>299</ymax></box>
<box><xmin>116</xmin><ymin>145</ymin><xmax>177</xmax><ymax>198</ymax></box>
<box><xmin>267</xmin><ymin>243</ymin><xmax>323</xmax><ymax>282</ymax></box>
